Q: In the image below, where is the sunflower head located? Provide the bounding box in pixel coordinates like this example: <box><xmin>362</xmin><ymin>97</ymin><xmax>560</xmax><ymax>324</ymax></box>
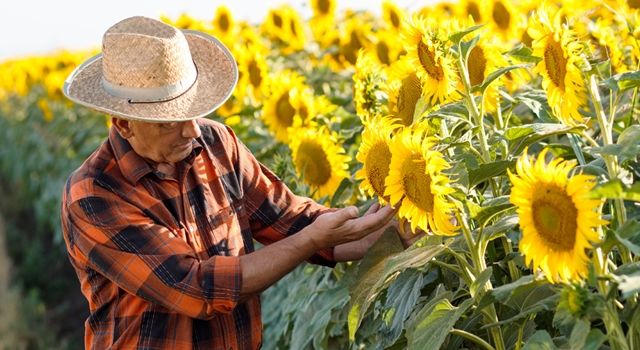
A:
<box><xmin>509</xmin><ymin>148</ymin><xmax>605</xmax><ymax>283</ymax></box>
<box><xmin>384</xmin><ymin>123</ymin><xmax>457</xmax><ymax>235</ymax></box>
<box><xmin>457</xmin><ymin>0</ymin><xmax>483</xmax><ymax>23</ymax></box>
<box><xmin>354</xmin><ymin>50</ymin><xmax>388</xmax><ymax>122</ymax></box>
<box><xmin>213</xmin><ymin>6</ymin><xmax>235</xmax><ymax>37</ymax></box>
<box><xmin>289</xmin><ymin>126</ymin><xmax>351</xmax><ymax>201</ymax></box>
<box><xmin>311</xmin><ymin>0</ymin><xmax>336</xmax><ymax>19</ymax></box>
<box><xmin>261</xmin><ymin>5</ymin><xmax>306</xmax><ymax>52</ymax></box>
<box><xmin>262</xmin><ymin>71</ymin><xmax>314</xmax><ymax>143</ymax></box>
<box><xmin>481</xmin><ymin>0</ymin><xmax>519</xmax><ymax>43</ymax></box>
<box><xmin>235</xmin><ymin>42</ymin><xmax>269</xmax><ymax>101</ymax></box>
<box><xmin>382</xmin><ymin>0</ymin><xmax>407</xmax><ymax>32</ymax></box>
<box><xmin>465</xmin><ymin>36</ymin><xmax>508</xmax><ymax>113</ymax></box>
<box><xmin>386</xmin><ymin>57</ymin><xmax>424</xmax><ymax>126</ymax></box>
<box><xmin>339</xmin><ymin>18</ymin><xmax>374</xmax><ymax>67</ymax></box>
<box><xmin>528</xmin><ymin>6</ymin><xmax>587</xmax><ymax>126</ymax></box>
<box><xmin>356</xmin><ymin>117</ymin><xmax>401</xmax><ymax>204</ymax></box>
<box><xmin>401</xmin><ymin>16</ymin><xmax>460</xmax><ymax>105</ymax></box>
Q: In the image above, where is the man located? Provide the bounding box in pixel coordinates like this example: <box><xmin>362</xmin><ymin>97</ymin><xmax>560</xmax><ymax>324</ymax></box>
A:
<box><xmin>60</xmin><ymin>16</ymin><xmax>396</xmax><ymax>349</ymax></box>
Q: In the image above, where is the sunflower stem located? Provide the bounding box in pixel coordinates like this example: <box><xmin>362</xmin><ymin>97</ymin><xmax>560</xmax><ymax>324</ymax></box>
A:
<box><xmin>456</xmin><ymin>211</ymin><xmax>505</xmax><ymax>350</ymax></box>
<box><xmin>588</xmin><ymin>73</ymin><xmax>630</xmax><ymax>264</ymax></box>
<box><xmin>450</xmin><ymin>328</ymin><xmax>496</xmax><ymax>350</ymax></box>
<box><xmin>594</xmin><ymin>247</ymin><xmax>629</xmax><ymax>350</ymax></box>
<box><xmin>457</xmin><ymin>45</ymin><xmax>491</xmax><ymax>163</ymax></box>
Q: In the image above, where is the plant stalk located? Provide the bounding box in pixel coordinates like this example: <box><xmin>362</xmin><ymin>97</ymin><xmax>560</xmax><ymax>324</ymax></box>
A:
<box><xmin>451</xmin><ymin>328</ymin><xmax>496</xmax><ymax>350</ymax></box>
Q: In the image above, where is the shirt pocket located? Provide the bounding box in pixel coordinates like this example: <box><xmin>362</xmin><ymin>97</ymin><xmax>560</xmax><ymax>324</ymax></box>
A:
<box><xmin>205</xmin><ymin>205</ymin><xmax>240</xmax><ymax>257</ymax></box>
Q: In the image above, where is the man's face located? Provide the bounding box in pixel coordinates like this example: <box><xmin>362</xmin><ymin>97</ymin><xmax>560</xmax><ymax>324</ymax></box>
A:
<box><xmin>114</xmin><ymin>118</ymin><xmax>202</xmax><ymax>164</ymax></box>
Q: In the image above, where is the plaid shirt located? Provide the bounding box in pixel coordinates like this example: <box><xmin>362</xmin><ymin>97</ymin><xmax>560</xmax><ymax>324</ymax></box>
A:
<box><xmin>61</xmin><ymin>119</ymin><xmax>335</xmax><ymax>350</ymax></box>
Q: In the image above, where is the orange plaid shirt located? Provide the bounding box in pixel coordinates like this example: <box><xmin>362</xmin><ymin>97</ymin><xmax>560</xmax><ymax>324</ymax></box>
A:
<box><xmin>61</xmin><ymin>119</ymin><xmax>334</xmax><ymax>349</ymax></box>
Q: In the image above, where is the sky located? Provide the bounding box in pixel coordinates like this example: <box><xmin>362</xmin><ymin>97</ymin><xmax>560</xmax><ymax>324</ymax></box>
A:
<box><xmin>0</xmin><ymin>0</ymin><xmax>428</xmax><ymax>61</ymax></box>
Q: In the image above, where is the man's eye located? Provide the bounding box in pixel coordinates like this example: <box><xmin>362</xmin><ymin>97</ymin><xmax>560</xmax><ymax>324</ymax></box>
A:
<box><xmin>160</xmin><ymin>122</ymin><xmax>179</xmax><ymax>129</ymax></box>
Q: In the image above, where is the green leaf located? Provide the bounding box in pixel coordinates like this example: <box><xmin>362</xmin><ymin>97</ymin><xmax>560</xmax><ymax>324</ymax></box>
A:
<box><xmin>569</xmin><ymin>319</ymin><xmax>590</xmax><ymax>350</ymax></box>
<box><xmin>473</xmin><ymin>196</ymin><xmax>514</xmax><ymax>227</ymax></box>
<box><xmin>449</xmin><ymin>24</ymin><xmax>485</xmax><ymax>45</ymax></box>
<box><xmin>591</xmin><ymin>179</ymin><xmax>640</xmax><ymax>202</ymax></box>
<box><xmin>506</xmin><ymin>43</ymin><xmax>541</xmax><ymax>63</ymax></box>
<box><xmin>470</xmin><ymin>267</ymin><xmax>493</xmax><ymax>298</ymax></box>
<box><xmin>504</xmin><ymin>123</ymin><xmax>581</xmax><ymax>141</ymax></box>
<box><xmin>347</xmin><ymin>229</ymin><xmax>449</xmax><ymax>341</ymax></box>
<box><xmin>514</xmin><ymin>90</ymin><xmax>555</xmax><ymax>122</ymax></box>
<box><xmin>460</xmin><ymin>36</ymin><xmax>480</xmax><ymax>64</ymax></box>
<box><xmin>583</xmin><ymin>329</ymin><xmax>606</xmax><ymax>350</ymax></box>
<box><xmin>483</xmin><ymin>285</ymin><xmax>558</xmax><ymax>328</ymax></box>
<box><xmin>468</xmin><ymin>160</ymin><xmax>514</xmax><ymax>188</ymax></box>
<box><xmin>290</xmin><ymin>284</ymin><xmax>349</xmax><ymax>349</ymax></box>
<box><xmin>603</xmin><ymin>70</ymin><xmax>640</xmax><ymax>92</ymax></box>
<box><xmin>480</xmin><ymin>64</ymin><xmax>530</xmax><ymax>93</ymax></box>
<box><xmin>522</xmin><ymin>330</ymin><xmax>558</xmax><ymax>350</ymax></box>
<box><xmin>427</xmin><ymin>100</ymin><xmax>470</xmax><ymax>121</ymax></box>
<box><xmin>505</xmin><ymin>123</ymin><xmax>585</xmax><ymax>155</ymax></box>
<box><xmin>330</xmin><ymin>178</ymin><xmax>354</xmax><ymax>207</ymax></box>
<box><xmin>614</xmin><ymin>219</ymin><xmax>640</xmax><ymax>256</ymax></box>
<box><xmin>405</xmin><ymin>298</ymin><xmax>474</xmax><ymax>350</ymax></box>
<box><xmin>380</xmin><ymin>269</ymin><xmax>424</xmax><ymax>347</ymax></box>
<box><xmin>481</xmin><ymin>215</ymin><xmax>519</xmax><ymax>243</ymax></box>
<box><xmin>592</xmin><ymin>125</ymin><xmax>640</xmax><ymax>164</ymax></box>
<box><xmin>478</xmin><ymin>275</ymin><xmax>538</xmax><ymax>310</ymax></box>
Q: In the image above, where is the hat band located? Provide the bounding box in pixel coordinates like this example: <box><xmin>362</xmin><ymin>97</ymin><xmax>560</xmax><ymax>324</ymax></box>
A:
<box><xmin>101</xmin><ymin>63</ymin><xmax>198</xmax><ymax>103</ymax></box>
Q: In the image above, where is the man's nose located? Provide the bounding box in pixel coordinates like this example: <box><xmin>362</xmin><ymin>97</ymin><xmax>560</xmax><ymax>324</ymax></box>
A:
<box><xmin>182</xmin><ymin>119</ymin><xmax>201</xmax><ymax>139</ymax></box>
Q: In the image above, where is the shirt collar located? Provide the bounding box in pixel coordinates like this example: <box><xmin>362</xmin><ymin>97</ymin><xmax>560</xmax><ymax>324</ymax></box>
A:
<box><xmin>108</xmin><ymin>127</ymin><xmax>204</xmax><ymax>185</ymax></box>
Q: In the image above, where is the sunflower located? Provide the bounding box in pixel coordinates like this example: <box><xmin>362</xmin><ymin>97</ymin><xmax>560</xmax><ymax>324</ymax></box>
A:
<box><xmin>354</xmin><ymin>50</ymin><xmax>387</xmax><ymax>122</ymax></box>
<box><xmin>385</xmin><ymin>58</ymin><xmax>424</xmax><ymax>126</ymax></box>
<box><xmin>481</xmin><ymin>0</ymin><xmax>519</xmax><ymax>44</ymax></box>
<box><xmin>457</xmin><ymin>0</ymin><xmax>483</xmax><ymax>24</ymax></box>
<box><xmin>235</xmin><ymin>42</ymin><xmax>269</xmax><ymax>101</ymax></box>
<box><xmin>212</xmin><ymin>6</ymin><xmax>235</xmax><ymax>39</ymax></box>
<box><xmin>509</xmin><ymin>149</ymin><xmax>605</xmax><ymax>283</ymax></box>
<box><xmin>356</xmin><ymin>117</ymin><xmax>401</xmax><ymax>204</ymax></box>
<box><xmin>311</xmin><ymin>0</ymin><xmax>336</xmax><ymax>19</ymax></box>
<box><xmin>289</xmin><ymin>126</ymin><xmax>351</xmax><ymax>200</ymax></box>
<box><xmin>385</xmin><ymin>123</ymin><xmax>457</xmax><ymax>235</ymax></box>
<box><xmin>160</xmin><ymin>13</ymin><xmax>207</xmax><ymax>31</ymax></box>
<box><xmin>262</xmin><ymin>7</ymin><xmax>287</xmax><ymax>38</ymax></box>
<box><xmin>465</xmin><ymin>35</ymin><xmax>508</xmax><ymax>113</ymax></box>
<box><xmin>583</xmin><ymin>18</ymin><xmax>631</xmax><ymax>74</ymax></box>
<box><xmin>338</xmin><ymin>17</ymin><xmax>374</xmax><ymax>67</ymax></box>
<box><xmin>262</xmin><ymin>71</ymin><xmax>313</xmax><ymax>143</ymax></box>
<box><xmin>528</xmin><ymin>6</ymin><xmax>588</xmax><ymax>126</ymax></box>
<box><xmin>402</xmin><ymin>16</ymin><xmax>459</xmax><ymax>106</ymax></box>
<box><xmin>382</xmin><ymin>0</ymin><xmax>407</xmax><ymax>33</ymax></box>
<box><xmin>418</xmin><ymin>2</ymin><xmax>456</xmax><ymax>19</ymax></box>
<box><xmin>371</xmin><ymin>29</ymin><xmax>404</xmax><ymax>67</ymax></box>
<box><xmin>285</xmin><ymin>7</ymin><xmax>307</xmax><ymax>52</ymax></box>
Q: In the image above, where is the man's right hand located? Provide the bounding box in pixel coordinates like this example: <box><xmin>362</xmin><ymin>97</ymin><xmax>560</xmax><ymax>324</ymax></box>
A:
<box><xmin>305</xmin><ymin>204</ymin><xmax>396</xmax><ymax>250</ymax></box>
<box><xmin>239</xmin><ymin>204</ymin><xmax>395</xmax><ymax>299</ymax></box>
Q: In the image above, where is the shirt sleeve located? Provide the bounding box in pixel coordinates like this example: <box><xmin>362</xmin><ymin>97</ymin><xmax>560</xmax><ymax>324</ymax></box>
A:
<box><xmin>63</xmin><ymin>186</ymin><xmax>242</xmax><ymax>320</ymax></box>
<box><xmin>220</xmin><ymin>125</ymin><xmax>336</xmax><ymax>266</ymax></box>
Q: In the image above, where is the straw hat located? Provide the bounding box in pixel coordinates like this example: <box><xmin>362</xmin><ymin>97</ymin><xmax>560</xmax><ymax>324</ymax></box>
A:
<box><xmin>63</xmin><ymin>16</ymin><xmax>238</xmax><ymax>122</ymax></box>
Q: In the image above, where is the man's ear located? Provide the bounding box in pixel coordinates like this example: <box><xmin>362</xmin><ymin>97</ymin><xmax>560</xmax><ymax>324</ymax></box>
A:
<box><xmin>112</xmin><ymin>117</ymin><xmax>134</xmax><ymax>139</ymax></box>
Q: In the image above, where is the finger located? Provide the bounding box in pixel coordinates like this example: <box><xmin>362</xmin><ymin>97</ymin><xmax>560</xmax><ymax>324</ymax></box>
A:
<box><xmin>334</xmin><ymin>206</ymin><xmax>359</xmax><ymax>223</ymax></box>
<box><xmin>351</xmin><ymin>205</ymin><xmax>396</xmax><ymax>232</ymax></box>
<box><xmin>364</xmin><ymin>202</ymin><xmax>380</xmax><ymax>215</ymax></box>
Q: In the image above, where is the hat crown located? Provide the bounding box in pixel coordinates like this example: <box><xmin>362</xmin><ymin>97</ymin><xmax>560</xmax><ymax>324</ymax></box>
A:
<box><xmin>101</xmin><ymin>16</ymin><xmax>196</xmax><ymax>89</ymax></box>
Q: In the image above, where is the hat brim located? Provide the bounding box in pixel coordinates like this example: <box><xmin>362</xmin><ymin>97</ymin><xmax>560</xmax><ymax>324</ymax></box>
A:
<box><xmin>63</xmin><ymin>30</ymin><xmax>238</xmax><ymax>122</ymax></box>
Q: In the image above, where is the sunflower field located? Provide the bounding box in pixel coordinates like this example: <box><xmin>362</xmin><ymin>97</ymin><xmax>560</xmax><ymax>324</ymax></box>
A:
<box><xmin>2</xmin><ymin>0</ymin><xmax>640</xmax><ymax>349</ymax></box>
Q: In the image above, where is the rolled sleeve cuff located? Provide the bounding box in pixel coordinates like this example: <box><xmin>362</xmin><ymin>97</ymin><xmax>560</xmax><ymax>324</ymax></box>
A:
<box><xmin>204</xmin><ymin>255</ymin><xmax>242</xmax><ymax>315</ymax></box>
